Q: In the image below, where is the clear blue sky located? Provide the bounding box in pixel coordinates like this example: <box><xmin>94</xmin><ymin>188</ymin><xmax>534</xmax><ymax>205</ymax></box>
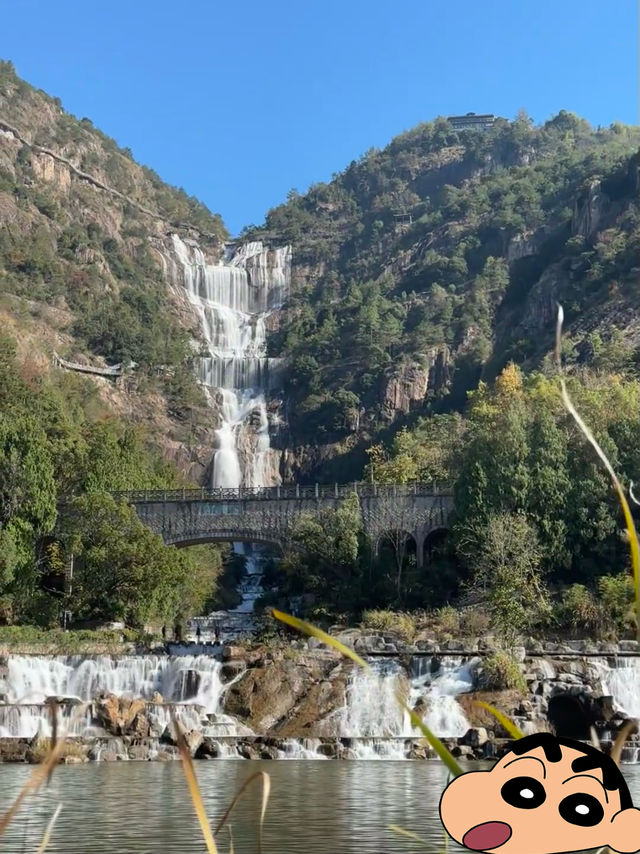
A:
<box><xmin>2</xmin><ymin>0</ymin><xmax>638</xmax><ymax>234</ymax></box>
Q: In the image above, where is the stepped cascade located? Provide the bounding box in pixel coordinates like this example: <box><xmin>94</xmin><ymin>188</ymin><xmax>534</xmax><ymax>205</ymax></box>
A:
<box><xmin>0</xmin><ymin>654</ymin><xmax>638</xmax><ymax>760</ymax></box>
<box><xmin>165</xmin><ymin>234</ymin><xmax>291</xmax><ymax>489</ymax></box>
<box><xmin>162</xmin><ymin>235</ymin><xmax>291</xmax><ymax>624</ymax></box>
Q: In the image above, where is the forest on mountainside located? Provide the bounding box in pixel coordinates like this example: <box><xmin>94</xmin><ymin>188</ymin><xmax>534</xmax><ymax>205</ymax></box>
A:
<box><xmin>247</xmin><ymin>112</ymin><xmax>639</xmax><ymax>460</ymax></box>
<box><xmin>0</xmin><ymin>56</ymin><xmax>638</xmax><ymax>635</ymax></box>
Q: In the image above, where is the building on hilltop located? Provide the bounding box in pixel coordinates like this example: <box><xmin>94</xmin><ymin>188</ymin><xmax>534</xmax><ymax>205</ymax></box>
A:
<box><xmin>447</xmin><ymin>112</ymin><xmax>495</xmax><ymax>132</ymax></box>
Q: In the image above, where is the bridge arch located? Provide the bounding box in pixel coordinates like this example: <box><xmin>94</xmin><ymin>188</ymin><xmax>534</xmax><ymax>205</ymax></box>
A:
<box><xmin>420</xmin><ymin>526</ymin><xmax>449</xmax><ymax>566</ymax></box>
<box><xmin>168</xmin><ymin>531</ymin><xmax>285</xmax><ymax>551</ymax></box>
<box><xmin>113</xmin><ymin>484</ymin><xmax>454</xmax><ymax>560</ymax></box>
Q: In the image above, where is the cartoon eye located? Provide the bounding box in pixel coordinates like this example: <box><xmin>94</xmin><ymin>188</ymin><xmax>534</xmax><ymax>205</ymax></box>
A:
<box><xmin>558</xmin><ymin>793</ymin><xmax>604</xmax><ymax>827</ymax></box>
<box><xmin>500</xmin><ymin>776</ymin><xmax>546</xmax><ymax>809</ymax></box>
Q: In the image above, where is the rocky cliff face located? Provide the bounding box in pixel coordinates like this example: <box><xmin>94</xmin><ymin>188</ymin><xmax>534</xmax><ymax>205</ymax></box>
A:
<box><xmin>0</xmin><ymin>63</ymin><xmax>233</xmax><ymax>483</ymax></box>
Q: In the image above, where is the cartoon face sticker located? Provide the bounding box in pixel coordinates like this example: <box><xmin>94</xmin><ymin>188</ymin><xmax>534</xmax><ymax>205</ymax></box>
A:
<box><xmin>440</xmin><ymin>733</ymin><xmax>640</xmax><ymax>854</ymax></box>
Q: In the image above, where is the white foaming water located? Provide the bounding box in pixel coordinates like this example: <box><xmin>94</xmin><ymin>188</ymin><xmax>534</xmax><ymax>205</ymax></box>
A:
<box><xmin>0</xmin><ymin>655</ymin><xmax>235</xmax><ymax>738</ymax></box>
<box><xmin>0</xmin><ymin>703</ymin><xmax>97</xmax><ymax>739</ymax></box>
<box><xmin>1</xmin><ymin>655</ymin><xmax>225</xmax><ymax>709</ymax></box>
<box><xmin>339</xmin><ymin>661</ymin><xmax>406</xmax><ymax>738</ymax></box>
<box><xmin>602</xmin><ymin>659</ymin><xmax>640</xmax><ymax>718</ymax></box>
<box><xmin>168</xmin><ymin>234</ymin><xmax>291</xmax><ymax>489</ymax></box>
<box><xmin>335</xmin><ymin>657</ymin><xmax>473</xmax><ymax>758</ymax></box>
<box><xmin>411</xmin><ymin>656</ymin><xmax>475</xmax><ymax>739</ymax></box>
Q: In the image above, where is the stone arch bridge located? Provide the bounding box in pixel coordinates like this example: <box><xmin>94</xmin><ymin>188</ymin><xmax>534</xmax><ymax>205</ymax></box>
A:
<box><xmin>114</xmin><ymin>483</ymin><xmax>453</xmax><ymax>568</ymax></box>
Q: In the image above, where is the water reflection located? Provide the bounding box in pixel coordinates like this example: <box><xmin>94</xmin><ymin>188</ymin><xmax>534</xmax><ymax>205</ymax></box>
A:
<box><xmin>0</xmin><ymin>761</ymin><xmax>638</xmax><ymax>853</ymax></box>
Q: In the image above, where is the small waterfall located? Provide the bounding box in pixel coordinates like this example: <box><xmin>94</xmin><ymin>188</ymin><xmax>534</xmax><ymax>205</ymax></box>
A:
<box><xmin>339</xmin><ymin>661</ymin><xmax>406</xmax><ymax>738</ymax></box>
<box><xmin>0</xmin><ymin>655</ymin><xmax>234</xmax><ymax>739</ymax></box>
<box><xmin>334</xmin><ymin>657</ymin><xmax>473</xmax><ymax>758</ymax></box>
<box><xmin>411</xmin><ymin>656</ymin><xmax>474</xmax><ymax>739</ymax></box>
<box><xmin>603</xmin><ymin>659</ymin><xmax>640</xmax><ymax>719</ymax></box>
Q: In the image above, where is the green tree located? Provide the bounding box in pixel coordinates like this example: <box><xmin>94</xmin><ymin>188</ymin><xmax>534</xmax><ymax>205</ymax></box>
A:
<box><xmin>459</xmin><ymin>512</ymin><xmax>550</xmax><ymax>644</ymax></box>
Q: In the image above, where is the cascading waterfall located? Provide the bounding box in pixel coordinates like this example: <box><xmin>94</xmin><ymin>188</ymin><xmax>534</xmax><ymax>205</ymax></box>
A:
<box><xmin>410</xmin><ymin>656</ymin><xmax>475</xmax><ymax>738</ymax></box>
<box><xmin>168</xmin><ymin>234</ymin><xmax>290</xmax><ymax>489</ymax></box>
<box><xmin>600</xmin><ymin>658</ymin><xmax>640</xmax><ymax>761</ymax></box>
<box><xmin>166</xmin><ymin>235</ymin><xmax>291</xmax><ymax>625</ymax></box>
<box><xmin>603</xmin><ymin>659</ymin><xmax>640</xmax><ymax>719</ymax></box>
<box><xmin>0</xmin><ymin>655</ymin><xmax>241</xmax><ymax>739</ymax></box>
<box><xmin>332</xmin><ymin>658</ymin><xmax>474</xmax><ymax>759</ymax></box>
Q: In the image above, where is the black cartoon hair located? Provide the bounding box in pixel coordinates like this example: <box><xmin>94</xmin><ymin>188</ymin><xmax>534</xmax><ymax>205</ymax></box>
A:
<box><xmin>504</xmin><ymin>732</ymin><xmax>633</xmax><ymax>809</ymax></box>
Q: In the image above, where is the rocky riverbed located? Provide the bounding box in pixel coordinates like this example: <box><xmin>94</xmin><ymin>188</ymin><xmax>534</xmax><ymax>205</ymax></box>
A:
<box><xmin>0</xmin><ymin>632</ymin><xmax>638</xmax><ymax>763</ymax></box>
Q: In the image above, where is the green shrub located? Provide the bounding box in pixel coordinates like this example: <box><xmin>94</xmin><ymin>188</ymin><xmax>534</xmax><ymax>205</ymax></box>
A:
<box><xmin>597</xmin><ymin>574</ymin><xmax>636</xmax><ymax>637</ymax></box>
<box><xmin>555</xmin><ymin>584</ymin><xmax>600</xmax><ymax>633</ymax></box>
<box><xmin>435</xmin><ymin>605</ymin><xmax>461</xmax><ymax>636</ymax></box>
<box><xmin>461</xmin><ymin>608</ymin><xmax>491</xmax><ymax>637</ymax></box>
<box><xmin>482</xmin><ymin>651</ymin><xmax>526</xmax><ymax>692</ymax></box>
<box><xmin>361</xmin><ymin>609</ymin><xmax>416</xmax><ymax>642</ymax></box>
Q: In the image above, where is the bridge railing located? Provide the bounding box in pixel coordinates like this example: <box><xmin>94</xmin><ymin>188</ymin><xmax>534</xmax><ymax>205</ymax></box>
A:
<box><xmin>111</xmin><ymin>482</ymin><xmax>451</xmax><ymax>504</ymax></box>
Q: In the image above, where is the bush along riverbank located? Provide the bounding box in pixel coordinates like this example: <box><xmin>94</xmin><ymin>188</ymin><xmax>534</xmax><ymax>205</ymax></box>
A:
<box><xmin>0</xmin><ymin>633</ymin><xmax>638</xmax><ymax>763</ymax></box>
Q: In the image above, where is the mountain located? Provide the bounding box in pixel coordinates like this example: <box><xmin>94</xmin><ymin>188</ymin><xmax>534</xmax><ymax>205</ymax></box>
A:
<box><xmin>0</xmin><ymin>59</ymin><xmax>229</xmax><ymax>481</ymax></box>
<box><xmin>0</xmin><ymin>62</ymin><xmax>639</xmax><ymax>624</ymax></box>
<box><xmin>2</xmin><ymin>60</ymin><xmax>638</xmax><ymax>485</ymax></box>
<box><xmin>246</xmin><ymin>111</ymin><xmax>639</xmax><ymax>479</ymax></box>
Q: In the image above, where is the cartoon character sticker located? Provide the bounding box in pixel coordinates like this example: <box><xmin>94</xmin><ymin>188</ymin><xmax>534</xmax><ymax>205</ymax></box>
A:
<box><xmin>440</xmin><ymin>733</ymin><xmax>640</xmax><ymax>854</ymax></box>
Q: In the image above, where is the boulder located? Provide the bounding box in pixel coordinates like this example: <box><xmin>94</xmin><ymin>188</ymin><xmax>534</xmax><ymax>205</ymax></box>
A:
<box><xmin>464</xmin><ymin>727</ymin><xmax>489</xmax><ymax>747</ymax></box>
<box><xmin>224</xmin><ymin>656</ymin><xmax>344</xmax><ymax>735</ymax></box>
<box><xmin>94</xmin><ymin>695</ymin><xmax>150</xmax><ymax>737</ymax></box>
<box><xmin>196</xmin><ymin>738</ymin><xmax>221</xmax><ymax>759</ymax></box>
<box><xmin>221</xmin><ymin>661</ymin><xmax>246</xmax><ymax>681</ymax></box>
<box><xmin>0</xmin><ymin>738</ymin><xmax>29</xmax><ymax>762</ymax></box>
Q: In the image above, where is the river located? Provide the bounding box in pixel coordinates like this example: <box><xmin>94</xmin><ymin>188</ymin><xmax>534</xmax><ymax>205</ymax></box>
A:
<box><xmin>1</xmin><ymin>760</ymin><xmax>639</xmax><ymax>853</ymax></box>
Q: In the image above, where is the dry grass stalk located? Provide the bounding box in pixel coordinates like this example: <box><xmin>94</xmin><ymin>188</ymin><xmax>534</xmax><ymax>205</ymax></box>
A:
<box><xmin>0</xmin><ymin>737</ymin><xmax>66</xmax><ymax>840</ymax></box>
<box><xmin>213</xmin><ymin>770</ymin><xmax>271</xmax><ymax>854</ymax></box>
<box><xmin>610</xmin><ymin>720</ymin><xmax>638</xmax><ymax>767</ymax></box>
<box><xmin>473</xmin><ymin>701</ymin><xmax>525</xmax><ymax>739</ymax></box>
<box><xmin>170</xmin><ymin>710</ymin><xmax>219</xmax><ymax>854</ymax></box>
<box><xmin>36</xmin><ymin>803</ymin><xmax>63</xmax><ymax>854</ymax></box>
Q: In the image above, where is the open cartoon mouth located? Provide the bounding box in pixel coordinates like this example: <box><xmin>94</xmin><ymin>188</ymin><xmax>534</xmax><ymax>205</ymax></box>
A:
<box><xmin>463</xmin><ymin>821</ymin><xmax>513</xmax><ymax>851</ymax></box>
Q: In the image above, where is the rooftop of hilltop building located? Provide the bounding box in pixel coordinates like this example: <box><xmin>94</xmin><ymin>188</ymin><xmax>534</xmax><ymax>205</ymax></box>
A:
<box><xmin>447</xmin><ymin>112</ymin><xmax>496</xmax><ymax>130</ymax></box>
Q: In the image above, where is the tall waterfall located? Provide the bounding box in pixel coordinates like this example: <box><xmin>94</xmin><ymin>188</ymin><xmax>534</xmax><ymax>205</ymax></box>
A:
<box><xmin>164</xmin><ymin>235</ymin><xmax>291</xmax><ymax>625</ymax></box>
<box><xmin>168</xmin><ymin>234</ymin><xmax>291</xmax><ymax>488</ymax></box>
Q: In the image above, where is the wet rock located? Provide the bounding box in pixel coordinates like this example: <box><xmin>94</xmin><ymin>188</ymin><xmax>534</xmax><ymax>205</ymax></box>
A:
<box><xmin>594</xmin><ymin>696</ymin><xmax>617</xmax><ymax>723</ymax></box>
<box><xmin>63</xmin><ymin>755</ymin><xmax>86</xmax><ymax>764</ymax></box>
<box><xmin>184</xmin><ymin>730</ymin><xmax>204</xmax><ymax>756</ymax></box>
<box><xmin>150</xmin><ymin>692</ymin><xmax>164</xmax><ymax>704</ymax></box>
<box><xmin>452</xmin><ymin>744</ymin><xmax>474</xmax><ymax>757</ymax></box>
<box><xmin>619</xmin><ymin>641</ymin><xmax>639</xmax><ymax>653</ymax></box>
<box><xmin>221</xmin><ymin>661</ymin><xmax>246</xmax><ymax>681</ymax></box>
<box><xmin>196</xmin><ymin>738</ymin><xmax>221</xmax><ymax>759</ymax></box>
<box><xmin>179</xmin><ymin>670</ymin><xmax>201</xmax><ymax>700</ymax></box>
<box><xmin>464</xmin><ymin>727</ymin><xmax>489</xmax><ymax>747</ymax></box>
<box><xmin>94</xmin><ymin>694</ymin><xmax>150</xmax><ymax>737</ymax></box>
<box><xmin>0</xmin><ymin>738</ymin><xmax>30</xmax><ymax>762</ymax></box>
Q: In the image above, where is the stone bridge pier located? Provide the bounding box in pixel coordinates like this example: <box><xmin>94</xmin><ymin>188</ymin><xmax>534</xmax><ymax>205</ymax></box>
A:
<box><xmin>114</xmin><ymin>484</ymin><xmax>453</xmax><ymax>569</ymax></box>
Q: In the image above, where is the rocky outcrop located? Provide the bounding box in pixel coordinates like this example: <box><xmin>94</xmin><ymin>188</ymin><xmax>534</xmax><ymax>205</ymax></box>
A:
<box><xmin>380</xmin><ymin>348</ymin><xmax>450</xmax><ymax>418</ymax></box>
<box><xmin>224</xmin><ymin>652</ymin><xmax>346</xmax><ymax>735</ymax></box>
<box><xmin>94</xmin><ymin>695</ymin><xmax>151</xmax><ymax>738</ymax></box>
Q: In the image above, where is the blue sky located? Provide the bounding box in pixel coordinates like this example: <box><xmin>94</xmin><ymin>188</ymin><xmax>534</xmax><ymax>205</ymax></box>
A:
<box><xmin>2</xmin><ymin>0</ymin><xmax>638</xmax><ymax>234</ymax></box>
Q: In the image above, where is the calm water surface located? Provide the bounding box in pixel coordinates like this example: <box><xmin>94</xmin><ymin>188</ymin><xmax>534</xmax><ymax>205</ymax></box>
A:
<box><xmin>0</xmin><ymin>761</ymin><xmax>639</xmax><ymax>853</ymax></box>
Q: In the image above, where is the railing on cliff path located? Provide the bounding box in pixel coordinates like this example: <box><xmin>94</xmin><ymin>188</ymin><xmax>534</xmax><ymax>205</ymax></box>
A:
<box><xmin>111</xmin><ymin>482</ymin><xmax>452</xmax><ymax>504</ymax></box>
